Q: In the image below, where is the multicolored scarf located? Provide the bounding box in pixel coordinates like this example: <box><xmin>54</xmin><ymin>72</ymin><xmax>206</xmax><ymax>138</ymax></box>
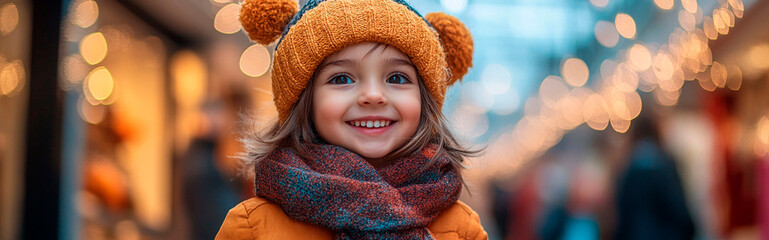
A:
<box><xmin>253</xmin><ymin>144</ymin><xmax>462</xmax><ymax>239</ymax></box>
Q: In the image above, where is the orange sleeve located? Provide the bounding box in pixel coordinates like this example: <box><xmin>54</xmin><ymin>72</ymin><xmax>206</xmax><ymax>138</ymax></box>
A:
<box><xmin>215</xmin><ymin>201</ymin><xmax>256</xmax><ymax>240</ymax></box>
<box><xmin>463</xmin><ymin>206</ymin><xmax>488</xmax><ymax>240</ymax></box>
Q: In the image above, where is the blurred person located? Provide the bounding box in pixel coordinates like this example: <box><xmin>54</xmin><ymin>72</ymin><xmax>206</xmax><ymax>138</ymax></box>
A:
<box><xmin>182</xmin><ymin>86</ymin><xmax>250</xmax><ymax>240</ymax></box>
<box><xmin>614</xmin><ymin>114</ymin><xmax>695</xmax><ymax>240</ymax></box>
<box><xmin>217</xmin><ymin>0</ymin><xmax>487</xmax><ymax>239</ymax></box>
<box><xmin>539</xmin><ymin>159</ymin><xmax>607</xmax><ymax>240</ymax></box>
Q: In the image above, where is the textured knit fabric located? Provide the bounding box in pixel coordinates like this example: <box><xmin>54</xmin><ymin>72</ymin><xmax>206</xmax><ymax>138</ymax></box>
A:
<box><xmin>253</xmin><ymin>144</ymin><xmax>462</xmax><ymax>239</ymax></box>
<box><xmin>269</xmin><ymin>0</ymin><xmax>449</xmax><ymax>122</ymax></box>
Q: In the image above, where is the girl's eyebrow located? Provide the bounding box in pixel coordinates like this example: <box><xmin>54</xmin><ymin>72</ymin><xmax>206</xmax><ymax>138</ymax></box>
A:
<box><xmin>385</xmin><ymin>58</ymin><xmax>415</xmax><ymax>68</ymax></box>
<box><xmin>316</xmin><ymin>59</ymin><xmax>355</xmax><ymax>74</ymax></box>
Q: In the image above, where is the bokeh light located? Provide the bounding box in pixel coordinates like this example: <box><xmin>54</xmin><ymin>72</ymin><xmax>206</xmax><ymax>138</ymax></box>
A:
<box><xmin>239</xmin><ymin>44</ymin><xmax>271</xmax><ymax>77</ymax></box>
<box><xmin>452</xmin><ymin>103</ymin><xmax>489</xmax><ymax>138</ymax></box>
<box><xmin>726</xmin><ymin>64</ymin><xmax>742</xmax><ymax>91</ymax></box>
<box><xmin>713</xmin><ymin>10</ymin><xmax>729</xmax><ymax>35</ymax></box>
<box><xmin>61</xmin><ymin>54</ymin><xmax>89</xmax><ymax>86</ymax></box>
<box><xmin>615</xmin><ymin>13</ymin><xmax>636</xmax><ymax>39</ymax></box>
<box><xmin>440</xmin><ymin>0</ymin><xmax>468</xmax><ymax>14</ymax></box>
<box><xmin>703</xmin><ymin>16</ymin><xmax>718</xmax><ymax>40</ymax></box>
<box><xmin>171</xmin><ymin>50</ymin><xmax>207</xmax><ymax>108</ymax></box>
<box><xmin>562</xmin><ymin>58</ymin><xmax>589</xmax><ymax>87</ymax></box>
<box><xmin>681</xmin><ymin>0</ymin><xmax>698</xmax><ymax>13</ymax></box>
<box><xmin>0</xmin><ymin>3</ymin><xmax>19</xmax><ymax>36</ymax></box>
<box><xmin>539</xmin><ymin>76</ymin><xmax>569</xmax><ymax>108</ymax></box>
<box><xmin>654</xmin><ymin>0</ymin><xmax>673</xmax><ymax>10</ymax></box>
<box><xmin>481</xmin><ymin>64</ymin><xmax>512</xmax><ymax>95</ymax></box>
<box><xmin>590</xmin><ymin>0</ymin><xmax>609</xmax><ymax>8</ymax></box>
<box><xmin>80</xmin><ymin>32</ymin><xmax>108</xmax><ymax>65</ymax></box>
<box><xmin>747</xmin><ymin>44</ymin><xmax>769</xmax><ymax>71</ymax></box>
<box><xmin>710</xmin><ymin>61</ymin><xmax>727</xmax><ymax>88</ymax></box>
<box><xmin>628</xmin><ymin>44</ymin><xmax>652</xmax><ymax>71</ymax></box>
<box><xmin>85</xmin><ymin>67</ymin><xmax>114</xmax><ymax>102</ymax></box>
<box><xmin>78</xmin><ymin>96</ymin><xmax>106</xmax><ymax>124</ymax></box>
<box><xmin>652</xmin><ymin>52</ymin><xmax>674</xmax><ymax>81</ymax></box>
<box><xmin>679</xmin><ymin>10</ymin><xmax>696</xmax><ymax>32</ymax></box>
<box><xmin>214</xmin><ymin>3</ymin><xmax>241</xmax><ymax>34</ymax></box>
<box><xmin>0</xmin><ymin>59</ymin><xmax>25</xmax><ymax>95</ymax></box>
<box><xmin>461</xmin><ymin>81</ymin><xmax>494</xmax><ymax>112</ymax></box>
<box><xmin>72</xmin><ymin>0</ymin><xmax>99</xmax><ymax>28</ymax></box>
<box><xmin>594</xmin><ymin>21</ymin><xmax>619</xmax><ymax>48</ymax></box>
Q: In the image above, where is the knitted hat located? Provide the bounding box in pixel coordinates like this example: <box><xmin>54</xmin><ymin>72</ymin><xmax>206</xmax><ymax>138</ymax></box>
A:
<box><xmin>240</xmin><ymin>0</ymin><xmax>473</xmax><ymax>122</ymax></box>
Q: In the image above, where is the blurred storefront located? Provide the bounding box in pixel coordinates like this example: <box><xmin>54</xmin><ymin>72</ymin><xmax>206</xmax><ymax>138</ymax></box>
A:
<box><xmin>1</xmin><ymin>0</ymin><xmax>768</xmax><ymax>239</ymax></box>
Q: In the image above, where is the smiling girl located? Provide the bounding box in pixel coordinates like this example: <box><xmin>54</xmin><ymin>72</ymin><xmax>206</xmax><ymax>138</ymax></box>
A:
<box><xmin>216</xmin><ymin>0</ymin><xmax>486</xmax><ymax>239</ymax></box>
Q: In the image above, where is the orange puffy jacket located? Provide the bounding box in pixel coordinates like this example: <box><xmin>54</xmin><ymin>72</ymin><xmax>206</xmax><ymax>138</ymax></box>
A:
<box><xmin>216</xmin><ymin>197</ymin><xmax>488</xmax><ymax>240</ymax></box>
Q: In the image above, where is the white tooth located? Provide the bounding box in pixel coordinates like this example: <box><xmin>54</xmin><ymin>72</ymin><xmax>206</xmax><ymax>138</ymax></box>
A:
<box><xmin>366</xmin><ymin>121</ymin><xmax>373</xmax><ymax>128</ymax></box>
<box><xmin>374</xmin><ymin>121</ymin><xmax>380</xmax><ymax>128</ymax></box>
<box><xmin>385</xmin><ymin>120</ymin><xmax>390</xmax><ymax>126</ymax></box>
<box><xmin>355</xmin><ymin>121</ymin><xmax>361</xmax><ymax>127</ymax></box>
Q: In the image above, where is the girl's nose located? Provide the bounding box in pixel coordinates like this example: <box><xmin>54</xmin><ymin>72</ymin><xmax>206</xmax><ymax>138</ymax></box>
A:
<box><xmin>358</xmin><ymin>81</ymin><xmax>387</xmax><ymax>106</ymax></box>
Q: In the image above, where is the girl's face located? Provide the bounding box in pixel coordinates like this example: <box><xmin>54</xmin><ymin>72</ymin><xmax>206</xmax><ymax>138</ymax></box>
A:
<box><xmin>312</xmin><ymin>42</ymin><xmax>421</xmax><ymax>167</ymax></box>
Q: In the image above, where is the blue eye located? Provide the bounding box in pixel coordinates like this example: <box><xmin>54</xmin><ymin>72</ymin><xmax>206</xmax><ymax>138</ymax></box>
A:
<box><xmin>386</xmin><ymin>74</ymin><xmax>411</xmax><ymax>84</ymax></box>
<box><xmin>328</xmin><ymin>74</ymin><xmax>354</xmax><ymax>84</ymax></box>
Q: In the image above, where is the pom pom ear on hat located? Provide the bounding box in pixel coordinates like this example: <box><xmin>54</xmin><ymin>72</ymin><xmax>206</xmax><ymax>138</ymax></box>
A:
<box><xmin>426</xmin><ymin>12</ymin><xmax>474</xmax><ymax>85</ymax></box>
<box><xmin>240</xmin><ymin>0</ymin><xmax>299</xmax><ymax>45</ymax></box>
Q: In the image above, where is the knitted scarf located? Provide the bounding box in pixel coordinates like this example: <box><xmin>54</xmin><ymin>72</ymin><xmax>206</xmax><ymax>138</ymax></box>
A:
<box><xmin>253</xmin><ymin>144</ymin><xmax>462</xmax><ymax>239</ymax></box>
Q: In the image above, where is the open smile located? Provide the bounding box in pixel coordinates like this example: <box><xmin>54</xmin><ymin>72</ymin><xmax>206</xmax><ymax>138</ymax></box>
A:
<box><xmin>345</xmin><ymin>120</ymin><xmax>397</xmax><ymax>135</ymax></box>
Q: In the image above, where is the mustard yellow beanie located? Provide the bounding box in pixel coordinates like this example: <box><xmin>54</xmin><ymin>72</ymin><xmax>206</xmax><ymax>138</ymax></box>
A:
<box><xmin>240</xmin><ymin>0</ymin><xmax>474</xmax><ymax>122</ymax></box>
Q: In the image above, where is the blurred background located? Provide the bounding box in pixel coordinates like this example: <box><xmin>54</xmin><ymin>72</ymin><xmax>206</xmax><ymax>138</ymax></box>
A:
<box><xmin>1</xmin><ymin>0</ymin><xmax>768</xmax><ymax>239</ymax></box>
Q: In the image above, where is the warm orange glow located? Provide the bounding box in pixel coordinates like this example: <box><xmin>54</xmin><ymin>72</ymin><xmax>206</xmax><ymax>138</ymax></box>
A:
<box><xmin>726</xmin><ymin>64</ymin><xmax>742</xmax><ymax>91</ymax></box>
<box><xmin>654</xmin><ymin>0</ymin><xmax>673</xmax><ymax>10</ymax></box>
<box><xmin>628</xmin><ymin>44</ymin><xmax>651</xmax><ymax>71</ymax></box>
<box><xmin>713</xmin><ymin>10</ymin><xmax>729</xmax><ymax>35</ymax></box>
<box><xmin>710</xmin><ymin>61</ymin><xmax>727</xmax><ymax>88</ymax></box>
<box><xmin>748</xmin><ymin>44</ymin><xmax>769</xmax><ymax>70</ymax></box>
<box><xmin>653</xmin><ymin>88</ymin><xmax>680</xmax><ymax>106</ymax></box>
<box><xmin>758</xmin><ymin>117</ymin><xmax>769</xmax><ymax>145</ymax></box>
<box><xmin>85</xmin><ymin>67</ymin><xmax>114</xmax><ymax>101</ymax></box>
<box><xmin>171</xmin><ymin>50</ymin><xmax>207</xmax><ymax>109</ymax></box>
<box><xmin>583</xmin><ymin>94</ymin><xmax>609</xmax><ymax>131</ymax></box>
<box><xmin>681</xmin><ymin>0</ymin><xmax>698</xmax><ymax>13</ymax></box>
<box><xmin>678</xmin><ymin>10</ymin><xmax>695</xmax><ymax>32</ymax></box>
<box><xmin>703</xmin><ymin>16</ymin><xmax>718</xmax><ymax>40</ymax></box>
<box><xmin>539</xmin><ymin>76</ymin><xmax>569</xmax><ymax>108</ymax></box>
<box><xmin>720</xmin><ymin>8</ymin><xmax>733</xmax><ymax>27</ymax></box>
<box><xmin>80</xmin><ymin>32</ymin><xmax>108</xmax><ymax>65</ymax></box>
<box><xmin>0</xmin><ymin>3</ymin><xmax>19</xmax><ymax>36</ymax></box>
<box><xmin>658</xmin><ymin>70</ymin><xmax>684</xmax><ymax>91</ymax></box>
<box><xmin>652</xmin><ymin>52</ymin><xmax>674</xmax><ymax>81</ymax></box>
<box><xmin>612</xmin><ymin>63</ymin><xmax>639</xmax><ymax>92</ymax></box>
<box><xmin>78</xmin><ymin>97</ymin><xmax>106</xmax><ymax>124</ymax></box>
<box><xmin>240</xmin><ymin>44</ymin><xmax>271</xmax><ymax>77</ymax></box>
<box><xmin>609</xmin><ymin>114</ymin><xmax>630</xmax><ymax>133</ymax></box>
<box><xmin>562</xmin><ymin>58</ymin><xmax>589</xmax><ymax>87</ymax></box>
<box><xmin>615</xmin><ymin>13</ymin><xmax>636</xmax><ymax>39</ymax></box>
<box><xmin>72</xmin><ymin>0</ymin><xmax>99</xmax><ymax>28</ymax></box>
<box><xmin>0</xmin><ymin>59</ymin><xmax>24</xmax><ymax>95</ymax></box>
<box><xmin>214</xmin><ymin>3</ymin><xmax>241</xmax><ymax>34</ymax></box>
<box><xmin>696</xmin><ymin>69</ymin><xmax>717</xmax><ymax>91</ymax></box>
<box><xmin>729</xmin><ymin>0</ymin><xmax>744</xmax><ymax>18</ymax></box>
<box><xmin>594</xmin><ymin>21</ymin><xmax>619</xmax><ymax>48</ymax></box>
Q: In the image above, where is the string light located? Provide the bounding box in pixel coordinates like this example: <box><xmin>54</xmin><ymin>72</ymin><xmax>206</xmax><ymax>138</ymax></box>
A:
<box><xmin>80</xmin><ymin>32</ymin><xmax>108</xmax><ymax>65</ymax></box>
<box><xmin>483</xmin><ymin>0</ymin><xmax>753</xmax><ymax>178</ymax></box>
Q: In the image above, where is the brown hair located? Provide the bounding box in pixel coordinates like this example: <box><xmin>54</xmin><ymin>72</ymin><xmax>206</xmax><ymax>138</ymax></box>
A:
<box><xmin>239</xmin><ymin>46</ymin><xmax>480</xmax><ymax>180</ymax></box>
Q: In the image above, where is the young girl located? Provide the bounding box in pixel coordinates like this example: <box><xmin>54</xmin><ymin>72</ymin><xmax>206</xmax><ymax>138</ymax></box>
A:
<box><xmin>216</xmin><ymin>0</ymin><xmax>487</xmax><ymax>239</ymax></box>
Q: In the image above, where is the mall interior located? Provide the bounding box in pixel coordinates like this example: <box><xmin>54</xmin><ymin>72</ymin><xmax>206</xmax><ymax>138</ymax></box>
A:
<box><xmin>1</xmin><ymin>0</ymin><xmax>768</xmax><ymax>239</ymax></box>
